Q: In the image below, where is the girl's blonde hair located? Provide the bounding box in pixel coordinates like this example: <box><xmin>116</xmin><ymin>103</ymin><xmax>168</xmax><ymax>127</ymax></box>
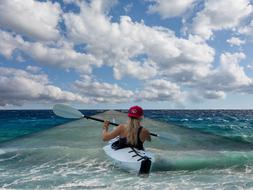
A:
<box><xmin>127</xmin><ymin>117</ymin><xmax>141</xmax><ymax>145</ymax></box>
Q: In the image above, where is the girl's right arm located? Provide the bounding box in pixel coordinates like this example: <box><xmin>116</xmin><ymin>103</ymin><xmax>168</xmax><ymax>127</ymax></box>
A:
<box><xmin>102</xmin><ymin>121</ymin><xmax>123</xmax><ymax>141</ymax></box>
<box><xmin>141</xmin><ymin>128</ymin><xmax>151</xmax><ymax>142</ymax></box>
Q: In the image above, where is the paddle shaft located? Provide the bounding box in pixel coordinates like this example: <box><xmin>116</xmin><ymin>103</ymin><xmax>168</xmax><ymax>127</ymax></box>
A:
<box><xmin>83</xmin><ymin>115</ymin><xmax>118</xmax><ymax>126</ymax></box>
<box><xmin>83</xmin><ymin>115</ymin><xmax>158</xmax><ymax>137</ymax></box>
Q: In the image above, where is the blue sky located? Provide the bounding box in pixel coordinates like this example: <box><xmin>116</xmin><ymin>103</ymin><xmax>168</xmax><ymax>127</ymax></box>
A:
<box><xmin>1</xmin><ymin>0</ymin><xmax>253</xmax><ymax>109</ymax></box>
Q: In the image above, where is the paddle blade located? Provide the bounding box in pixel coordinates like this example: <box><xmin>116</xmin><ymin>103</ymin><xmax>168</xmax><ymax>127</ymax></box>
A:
<box><xmin>53</xmin><ymin>104</ymin><xmax>84</xmax><ymax>119</ymax></box>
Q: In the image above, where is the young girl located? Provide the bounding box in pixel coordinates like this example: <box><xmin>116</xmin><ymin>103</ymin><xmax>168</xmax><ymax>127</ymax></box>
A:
<box><xmin>102</xmin><ymin>106</ymin><xmax>151</xmax><ymax>150</ymax></box>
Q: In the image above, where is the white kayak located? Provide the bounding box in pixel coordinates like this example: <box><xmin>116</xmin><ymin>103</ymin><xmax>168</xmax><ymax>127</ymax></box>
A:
<box><xmin>103</xmin><ymin>137</ymin><xmax>155</xmax><ymax>174</ymax></box>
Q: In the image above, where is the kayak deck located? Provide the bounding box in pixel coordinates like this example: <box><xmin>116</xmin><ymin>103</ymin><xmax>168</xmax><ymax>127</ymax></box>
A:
<box><xmin>103</xmin><ymin>138</ymin><xmax>155</xmax><ymax>174</ymax></box>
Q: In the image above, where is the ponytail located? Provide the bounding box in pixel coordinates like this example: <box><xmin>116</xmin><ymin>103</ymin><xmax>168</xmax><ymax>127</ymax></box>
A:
<box><xmin>127</xmin><ymin>117</ymin><xmax>141</xmax><ymax>145</ymax></box>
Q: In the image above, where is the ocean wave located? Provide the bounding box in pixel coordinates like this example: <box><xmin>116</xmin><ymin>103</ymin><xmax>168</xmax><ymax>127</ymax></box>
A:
<box><xmin>152</xmin><ymin>150</ymin><xmax>253</xmax><ymax>171</ymax></box>
<box><xmin>57</xmin><ymin>180</ymin><xmax>109</xmax><ymax>189</ymax></box>
<box><xmin>0</xmin><ymin>149</ymin><xmax>5</xmax><ymax>155</ymax></box>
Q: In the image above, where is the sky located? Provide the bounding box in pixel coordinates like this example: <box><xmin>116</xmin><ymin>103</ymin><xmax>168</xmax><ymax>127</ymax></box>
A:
<box><xmin>1</xmin><ymin>0</ymin><xmax>253</xmax><ymax>109</ymax></box>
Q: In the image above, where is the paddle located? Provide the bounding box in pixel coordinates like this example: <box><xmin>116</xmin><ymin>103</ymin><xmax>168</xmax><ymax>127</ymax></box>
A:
<box><xmin>52</xmin><ymin>104</ymin><xmax>179</xmax><ymax>144</ymax></box>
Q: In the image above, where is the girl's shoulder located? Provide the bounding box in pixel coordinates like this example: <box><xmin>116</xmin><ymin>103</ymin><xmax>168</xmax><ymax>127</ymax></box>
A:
<box><xmin>118</xmin><ymin>123</ymin><xmax>128</xmax><ymax>131</ymax></box>
<box><xmin>141</xmin><ymin>127</ymin><xmax>150</xmax><ymax>134</ymax></box>
<box><xmin>118</xmin><ymin>124</ymin><xmax>128</xmax><ymax>137</ymax></box>
<box><xmin>142</xmin><ymin>127</ymin><xmax>151</xmax><ymax>139</ymax></box>
<box><xmin>138</xmin><ymin>127</ymin><xmax>151</xmax><ymax>142</ymax></box>
<box><xmin>118</xmin><ymin>123</ymin><xmax>127</xmax><ymax>128</ymax></box>
<box><xmin>140</xmin><ymin>125</ymin><xmax>149</xmax><ymax>131</ymax></box>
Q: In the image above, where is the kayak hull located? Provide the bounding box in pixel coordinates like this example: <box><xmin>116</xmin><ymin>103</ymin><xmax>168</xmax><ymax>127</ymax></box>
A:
<box><xmin>103</xmin><ymin>138</ymin><xmax>155</xmax><ymax>174</ymax></box>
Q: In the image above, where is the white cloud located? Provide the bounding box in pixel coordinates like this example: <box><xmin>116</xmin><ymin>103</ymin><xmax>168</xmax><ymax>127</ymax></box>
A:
<box><xmin>183</xmin><ymin>52</ymin><xmax>253</xmax><ymax>102</ymax></box>
<box><xmin>227</xmin><ymin>37</ymin><xmax>245</xmax><ymax>46</ymax></box>
<box><xmin>1</xmin><ymin>0</ymin><xmax>253</xmax><ymax>107</ymax></box>
<box><xmin>186</xmin><ymin>89</ymin><xmax>226</xmax><ymax>103</ymax></box>
<box><xmin>0</xmin><ymin>1</ymin><xmax>213</xmax><ymax>84</ymax></box>
<box><xmin>113</xmin><ymin>59</ymin><xmax>157</xmax><ymax>80</ymax></box>
<box><xmin>147</xmin><ymin>0</ymin><xmax>196</xmax><ymax>19</ymax></box>
<box><xmin>64</xmin><ymin>3</ymin><xmax>215</xmax><ymax>82</ymax></box>
<box><xmin>0</xmin><ymin>30</ymin><xmax>100</xmax><ymax>74</ymax></box>
<box><xmin>90</xmin><ymin>0</ymin><xmax>118</xmax><ymax>14</ymax></box>
<box><xmin>124</xmin><ymin>3</ymin><xmax>133</xmax><ymax>13</ymax></box>
<box><xmin>0</xmin><ymin>0</ymin><xmax>61</xmax><ymax>41</ymax></box>
<box><xmin>219</xmin><ymin>52</ymin><xmax>251</xmax><ymax>87</ymax></box>
<box><xmin>73</xmin><ymin>77</ymin><xmax>134</xmax><ymax>103</ymax></box>
<box><xmin>0</xmin><ymin>30</ymin><xmax>24</xmax><ymax>59</ymax></box>
<box><xmin>138</xmin><ymin>79</ymin><xmax>184</xmax><ymax>102</ymax></box>
<box><xmin>246</xmin><ymin>64</ymin><xmax>253</xmax><ymax>71</ymax></box>
<box><xmin>63</xmin><ymin>0</ymin><xmax>114</xmax><ymax>44</ymax></box>
<box><xmin>239</xmin><ymin>20</ymin><xmax>253</xmax><ymax>36</ymax></box>
<box><xmin>194</xmin><ymin>52</ymin><xmax>252</xmax><ymax>96</ymax></box>
<box><xmin>26</xmin><ymin>65</ymin><xmax>42</xmax><ymax>73</ymax></box>
<box><xmin>63</xmin><ymin>0</ymin><xmax>76</xmax><ymax>4</ymax></box>
<box><xmin>202</xmin><ymin>90</ymin><xmax>226</xmax><ymax>99</ymax></box>
<box><xmin>22</xmin><ymin>41</ymin><xmax>101</xmax><ymax>74</ymax></box>
<box><xmin>0</xmin><ymin>0</ymin><xmax>214</xmax><ymax>84</ymax></box>
<box><xmin>0</xmin><ymin>67</ymin><xmax>88</xmax><ymax>106</ymax></box>
<box><xmin>64</xmin><ymin>10</ymin><xmax>174</xmax><ymax>79</ymax></box>
<box><xmin>158</xmin><ymin>35</ymin><xmax>215</xmax><ymax>83</ymax></box>
<box><xmin>191</xmin><ymin>0</ymin><xmax>253</xmax><ymax>39</ymax></box>
<box><xmin>73</xmin><ymin>75</ymin><xmax>186</xmax><ymax>104</ymax></box>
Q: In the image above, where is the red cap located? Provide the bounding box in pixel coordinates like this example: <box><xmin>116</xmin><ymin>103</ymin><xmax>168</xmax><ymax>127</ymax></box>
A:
<box><xmin>128</xmin><ymin>106</ymin><xmax>143</xmax><ymax>119</ymax></box>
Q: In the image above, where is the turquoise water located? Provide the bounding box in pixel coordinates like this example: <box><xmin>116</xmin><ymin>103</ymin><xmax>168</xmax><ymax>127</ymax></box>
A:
<box><xmin>0</xmin><ymin>110</ymin><xmax>100</xmax><ymax>142</ymax></box>
<box><xmin>1</xmin><ymin>110</ymin><xmax>253</xmax><ymax>189</ymax></box>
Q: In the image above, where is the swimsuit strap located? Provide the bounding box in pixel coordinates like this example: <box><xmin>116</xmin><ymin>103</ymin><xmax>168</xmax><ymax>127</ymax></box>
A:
<box><xmin>137</xmin><ymin>127</ymin><xmax>144</xmax><ymax>150</ymax></box>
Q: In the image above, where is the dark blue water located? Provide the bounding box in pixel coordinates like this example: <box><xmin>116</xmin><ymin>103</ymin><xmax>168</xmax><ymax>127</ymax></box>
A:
<box><xmin>1</xmin><ymin>109</ymin><xmax>253</xmax><ymax>143</ymax></box>
<box><xmin>145</xmin><ymin>110</ymin><xmax>253</xmax><ymax>143</ymax></box>
<box><xmin>0</xmin><ymin>110</ymin><xmax>101</xmax><ymax>143</ymax></box>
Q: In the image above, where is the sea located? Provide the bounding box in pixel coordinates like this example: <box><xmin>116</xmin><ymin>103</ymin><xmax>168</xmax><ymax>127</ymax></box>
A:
<box><xmin>1</xmin><ymin>109</ymin><xmax>253</xmax><ymax>189</ymax></box>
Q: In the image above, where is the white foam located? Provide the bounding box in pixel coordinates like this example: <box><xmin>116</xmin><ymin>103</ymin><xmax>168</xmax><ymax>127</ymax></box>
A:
<box><xmin>0</xmin><ymin>153</ymin><xmax>19</xmax><ymax>162</ymax></box>
<box><xmin>57</xmin><ymin>180</ymin><xmax>109</xmax><ymax>189</ymax></box>
<box><xmin>0</xmin><ymin>149</ymin><xmax>6</xmax><ymax>155</ymax></box>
